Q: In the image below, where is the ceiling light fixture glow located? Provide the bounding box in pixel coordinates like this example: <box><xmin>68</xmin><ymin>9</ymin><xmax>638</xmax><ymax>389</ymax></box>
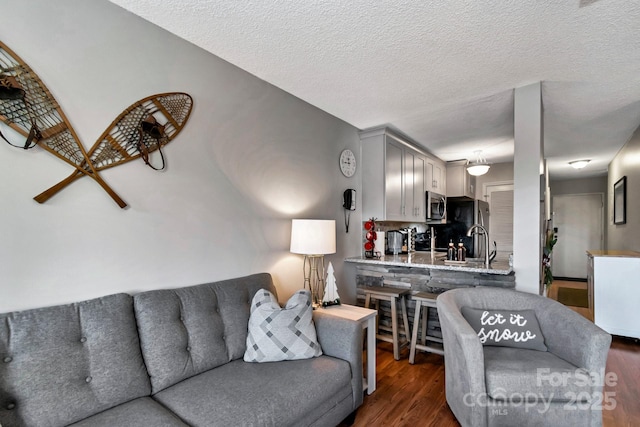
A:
<box><xmin>467</xmin><ymin>150</ymin><xmax>491</xmax><ymax>176</ymax></box>
<box><xmin>569</xmin><ymin>160</ymin><xmax>590</xmax><ymax>169</ymax></box>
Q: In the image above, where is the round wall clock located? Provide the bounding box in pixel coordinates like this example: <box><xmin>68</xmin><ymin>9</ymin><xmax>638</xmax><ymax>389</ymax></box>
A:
<box><xmin>339</xmin><ymin>149</ymin><xmax>356</xmax><ymax>177</ymax></box>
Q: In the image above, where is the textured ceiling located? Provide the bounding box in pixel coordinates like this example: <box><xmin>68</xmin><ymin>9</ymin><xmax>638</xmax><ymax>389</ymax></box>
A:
<box><xmin>109</xmin><ymin>0</ymin><xmax>640</xmax><ymax>179</ymax></box>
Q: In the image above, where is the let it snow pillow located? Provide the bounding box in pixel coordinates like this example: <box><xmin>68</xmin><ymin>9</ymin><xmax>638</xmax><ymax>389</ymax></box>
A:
<box><xmin>244</xmin><ymin>289</ymin><xmax>322</xmax><ymax>362</ymax></box>
<box><xmin>461</xmin><ymin>307</ymin><xmax>547</xmax><ymax>352</ymax></box>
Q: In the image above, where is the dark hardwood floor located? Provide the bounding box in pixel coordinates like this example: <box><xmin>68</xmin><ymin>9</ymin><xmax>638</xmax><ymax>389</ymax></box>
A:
<box><xmin>344</xmin><ymin>282</ymin><xmax>640</xmax><ymax>427</ymax></box>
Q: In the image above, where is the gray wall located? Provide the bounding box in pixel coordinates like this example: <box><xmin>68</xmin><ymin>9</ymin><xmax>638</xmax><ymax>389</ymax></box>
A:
<box><xmin>550</xmin><ymin>176</ymin><xmax>607</xmax><ymax>196</ymax></box>
<box><xmin>0</xmin><ymin>0</ymin><xmax>362</xmax><ymax>312</ymax></box>
<box><xmin>550</xmin><ymin>176</ymin><xmax>608</xmax><ymax>248</ymax></box>
<box><xmin>474</xmin><ymin>161</ymin><xmax>514</xmax><ymax>199</ymax></box>
<box><xmin>607</xmin><ymin>124</ymin><xmax>640</xmax><ymax>251</ymax></box>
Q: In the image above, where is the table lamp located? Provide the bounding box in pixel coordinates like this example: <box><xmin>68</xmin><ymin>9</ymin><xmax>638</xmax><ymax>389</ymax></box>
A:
<box><xmin>290</xmin><ymin>219</ymin><xmax>336</xmax><ymax>306</ymax></box>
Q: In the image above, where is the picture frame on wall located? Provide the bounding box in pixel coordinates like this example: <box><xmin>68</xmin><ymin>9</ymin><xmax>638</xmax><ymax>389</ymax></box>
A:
<box><xmin>613</xmin><ymin>176</ymin><xmax>626</xmax><ymax>225</ymax></box>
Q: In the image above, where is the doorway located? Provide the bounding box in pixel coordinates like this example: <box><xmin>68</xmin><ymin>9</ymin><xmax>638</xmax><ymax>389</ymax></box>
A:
<box><xmin>552</xmin><ymin>193</ymin><xmax>604</xmax><ymax>279</ymax></box>
<box><xmin>484</xmin><ymin>183</ymin><xmax>514</xmax><ymax>259</ymax></box>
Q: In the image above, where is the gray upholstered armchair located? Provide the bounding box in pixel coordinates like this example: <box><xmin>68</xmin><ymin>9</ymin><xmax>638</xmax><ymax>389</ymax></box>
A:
<box><xmin>437</xmin><ymin>287</ymin><xmax>612</xmax><ymax>427</ymax></box>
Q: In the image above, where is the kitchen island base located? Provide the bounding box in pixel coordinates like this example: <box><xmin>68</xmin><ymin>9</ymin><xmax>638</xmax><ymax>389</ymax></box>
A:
<box><xmin>346</xmin><ymin>254</ymin><xmax>515</xmax><ymax>355</ymax></box>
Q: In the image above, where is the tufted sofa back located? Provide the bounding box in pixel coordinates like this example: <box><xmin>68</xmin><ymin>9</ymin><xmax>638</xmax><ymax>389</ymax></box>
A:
<box><xmin>0</xmin><ymin>294</ymin><xmax>151</xmax><ymax>427</ymax></box>
<box><xmin>133</xmin><ymin>272</ymin><xmax>276</xmax><ymax>393</ymax></box>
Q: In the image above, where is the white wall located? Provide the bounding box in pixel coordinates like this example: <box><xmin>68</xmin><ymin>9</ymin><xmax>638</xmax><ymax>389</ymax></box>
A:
<box><xmin>0</xmin><ymin>0</ymin><xmax>362</xmax><ymax>312</ymax></box>
<box><xmin>607</xmin><ymin>124</ymin><xmax>640</xmax><ymax>251</ymax></box>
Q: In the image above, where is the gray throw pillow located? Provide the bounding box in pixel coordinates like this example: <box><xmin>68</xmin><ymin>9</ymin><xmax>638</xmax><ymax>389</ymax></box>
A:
<box><xmin>244</xmin><ymin>289</ymin><xmax>322</xmax><ymax>362</ymax></box>
<box><xmin>461</xmin><ymin>307</ymin><xmax>547</xmax><ymax>352</ymax></box>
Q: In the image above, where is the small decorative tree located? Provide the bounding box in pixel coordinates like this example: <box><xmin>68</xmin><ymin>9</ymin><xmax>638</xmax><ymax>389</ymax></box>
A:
<box><xmin>322</xmin><ymin>262</ymin><xmax>341</xmax><ymax>307</ymax></box>
<box><xmin>542</xmin><ymin>228</ymin><xmax>557</xmax><ymax>292</ymax></box>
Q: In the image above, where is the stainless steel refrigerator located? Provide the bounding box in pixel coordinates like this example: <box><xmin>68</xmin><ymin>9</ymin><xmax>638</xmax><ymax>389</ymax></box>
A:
<box><xmin>446</xmin><ymin>197</ymin><xmax>491</xmax><ymax>258</ymax></box>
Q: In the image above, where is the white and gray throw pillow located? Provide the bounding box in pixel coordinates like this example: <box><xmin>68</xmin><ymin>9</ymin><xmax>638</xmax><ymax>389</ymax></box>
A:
<box><xmin>244</xmin><ymin>289</ymin><xmax>322</xmax><ymax>362</ymax></box>
<box><xmin>461</xmin><ymin>307</ymin><xmax>548</xmax><ymax>352</ymax></box>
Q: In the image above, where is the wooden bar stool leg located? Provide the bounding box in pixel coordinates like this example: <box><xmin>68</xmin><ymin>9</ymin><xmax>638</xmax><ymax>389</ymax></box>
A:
<box><xmin>390</xmin><ymin>296</ymin><xmax>399</xmax><ymax>360</ymax></box>
<box><xmin>364</xmin><ymin>293</ymin><xmax>371</xmax><ymax>309</ymax></box>
<box><xmin>400</xmin><ymin>295</ymin><xmax>411</xmax><ymax>344</ymax></box>
<box><xmin>421</xmin><ymin>306</ymin><xmax>428</xmax><ymax>346</ymax></box>
<box><xmin>409</xmin><ymin>301</ymin><xmax>422</xmax><ymax>364</ymax></box>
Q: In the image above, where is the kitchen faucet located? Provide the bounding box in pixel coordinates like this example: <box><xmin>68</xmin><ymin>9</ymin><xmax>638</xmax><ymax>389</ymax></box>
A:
<box><xmin>466</xmin><ymin>224</ymin><xmax>491</xmax><ymax>268</ymax></box>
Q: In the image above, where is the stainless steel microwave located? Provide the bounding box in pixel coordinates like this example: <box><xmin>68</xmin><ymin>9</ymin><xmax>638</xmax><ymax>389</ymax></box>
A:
<box><xmin>426</xmin><ymin>191</ymin><xmax>446</xmax><ymax>223</ymax></box>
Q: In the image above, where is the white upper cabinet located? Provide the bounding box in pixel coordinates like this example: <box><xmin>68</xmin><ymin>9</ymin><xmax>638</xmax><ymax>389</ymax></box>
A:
<box><xmin>446</xmin><ymin>160</ymin><xmax>476</xmax><ymax>198</ymax></box>
<box><xmin>426</xmin><ymin>158</ymin><xmax>446</xmax><ymax>194</ymax></box>
<box><xmin>385</xmin><ymin>138</ymin><xmax>404</xmax><ymax>219</ymax></box>
<box><xmin>413</xmin><ymin>154</ymin><xmax>426</xmax><ymax>218</ymax></box>
<box><xmin>360</xmin><ymin>127</ymin><xmax>444</xmax><ymax>221</ymax></box>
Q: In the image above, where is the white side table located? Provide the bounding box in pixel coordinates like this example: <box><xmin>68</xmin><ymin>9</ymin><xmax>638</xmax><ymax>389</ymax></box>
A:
<box><xmin>318</xmin><ymin>304</ymin><xmax>378</xmax><ymax>394</ymax></box>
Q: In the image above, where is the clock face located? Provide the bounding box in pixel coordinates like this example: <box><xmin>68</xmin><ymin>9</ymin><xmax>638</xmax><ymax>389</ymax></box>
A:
<box><xmin>340</xmin><ymin>149</ymin><xmax>356</xmax><ymax>177</ymax></box>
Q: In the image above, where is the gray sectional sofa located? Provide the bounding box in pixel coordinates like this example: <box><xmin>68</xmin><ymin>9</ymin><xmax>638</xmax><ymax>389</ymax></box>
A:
<box><xmin>0</xmin><ymin>273</ymin><xmax>363</xmax><ymax>427</ymax></box>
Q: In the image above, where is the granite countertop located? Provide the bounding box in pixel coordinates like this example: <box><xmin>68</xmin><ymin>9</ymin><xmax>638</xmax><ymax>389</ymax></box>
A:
<box><xmin>587</xmin><ymin>250</ymin><xmax>640</xmax><ymax>258</ymax></box>
<box><xmin>345</xmin><ymin>252</ymin><xmax>513</xmax><ymax>275</ymax></box>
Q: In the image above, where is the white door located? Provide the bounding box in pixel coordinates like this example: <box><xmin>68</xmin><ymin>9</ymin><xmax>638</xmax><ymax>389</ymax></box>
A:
<box><xmin>485</xmin><ymin>183</ymin><xmax>514</xmax><ymax>259</ymax></box>
<box><xmin>552</xmin><ymin>194</ymin><xmax>604</xmax><ymax>279</ymax></box>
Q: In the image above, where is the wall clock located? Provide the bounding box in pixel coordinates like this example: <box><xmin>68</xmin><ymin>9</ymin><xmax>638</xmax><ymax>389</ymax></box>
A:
<box><xmin>339</xmin><ymin>149</ymin><xmax>356</xmax><ymax>177</ymax></box>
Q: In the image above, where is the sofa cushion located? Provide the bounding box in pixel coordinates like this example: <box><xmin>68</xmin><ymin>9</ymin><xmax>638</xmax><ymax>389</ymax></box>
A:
<box><xmin>484</xmin><ymin>346</ymin><xmax>593</xmax><ymax>403</ymax></box>
<box><xmin>0</xmin><ymin>294</ymin><xmax>151</xmax><ymax>427</ymax></box>
<box><xmin>244</xmin><ymin>289</ymin><xmax>322</xmax><ymax>362</ymax></box>
<box><xmin>134</xmin><ymin>273</ymin><xmax>276</xmax><ymax>393</ymax></box>
<box><xmin>153</xmin><ymin>357</ymin><xmax>352</xmax><ymax>427</ymax></box>
<box><xmin>68</xmin><ymin>397</ymin><xmax>188</xmax><ymax>427</ymax></box>
<box><xmin>461</xmin><ymin>307</ymin><xmax>547</xmax><ymax>351</ymax></box>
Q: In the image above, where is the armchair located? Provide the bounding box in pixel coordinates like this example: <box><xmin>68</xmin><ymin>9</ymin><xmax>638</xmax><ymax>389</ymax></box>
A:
<box><xmin>437</xmin><ymin>287</ymin><xmax>611</xmax><ymax>427</ymax></box>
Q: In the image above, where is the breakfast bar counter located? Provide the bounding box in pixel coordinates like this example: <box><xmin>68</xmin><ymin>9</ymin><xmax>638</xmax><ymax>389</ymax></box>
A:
<box><xmin>346</xmin><ymin>252</ymin><xmax>515</xmax><ymax>301</ymax></box>
<box><xmin>345</xmin><ymin>252</ymin><xmax>513</xmax><ymax>275</ymax></box>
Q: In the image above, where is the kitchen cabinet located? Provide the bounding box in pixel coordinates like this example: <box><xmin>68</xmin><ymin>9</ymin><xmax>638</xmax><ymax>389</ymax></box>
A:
<box><xmin>426</xmin><ymin>158</ymin><xmax>446</xmax><ymax>194</ymax></box>
<box><xmin>446</xmin><ymin>160</ymin><xmax>475</xmax><ymax>198</ymax></box>
<box><xmin>587</xmin><ymin>250</ymin><xmax>640</xmax><ymax>339</ymax></box>
<box><xmin>385</xmin><ymin>138</ymin><xmax>404</xmax><ymax>219</ymax></box>
<box><xmin>360</xmin><ymin>127</ymin><xmax>438</xmax><ymax>221</ymax></box>
<box><xmin>413</xmin><ymin>154</ymin><xmax>426</xmax><ymax>218</ymax></box>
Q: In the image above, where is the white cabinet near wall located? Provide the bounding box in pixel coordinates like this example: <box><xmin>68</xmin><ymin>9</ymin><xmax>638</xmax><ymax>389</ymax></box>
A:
<box><xmin>588</xmin><ymin>250</ymin><xmax>640</xmax><ymax>339</ymax></box>
<box><xmin>360</xmin><ymin>127</ymin><xmax>439</xmax><ymax>221</ymax></box>
<box><xmin>446</xmin><ymin>160</ymin><xmax>475</xmax><ymax>198</ymax></box>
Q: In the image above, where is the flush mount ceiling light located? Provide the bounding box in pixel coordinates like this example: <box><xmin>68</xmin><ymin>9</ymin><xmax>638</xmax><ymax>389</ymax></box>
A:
<box><xmin>466</xmin><ymin>150</ymin><xmax>491</xmax><ymax>176</ymax></box>
<box><xmin>569</xmin><ymin>159</ymin><xmax>590</xmax><ymax>169</ymax></box>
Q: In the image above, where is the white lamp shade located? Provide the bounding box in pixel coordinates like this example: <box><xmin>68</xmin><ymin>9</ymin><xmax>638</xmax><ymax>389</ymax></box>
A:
<box><xmin>467</xmin><ymin>164</ymin><xmax>490</xmax><ymax>176</ymax></box>
<box><xmin>290</xmin><ymin>219</ymin><xmax>336</xmax><ymax>255</ymax></box>
<box><xmin>569</xmin><ymin>160</ymin><xmax>590</xmax><ymax>169</ymax></box>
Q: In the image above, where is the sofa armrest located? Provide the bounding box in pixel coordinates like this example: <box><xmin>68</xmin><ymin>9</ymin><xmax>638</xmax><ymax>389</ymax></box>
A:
<box><xmin>537</xmin><ymin>300</ymin><xmax>612</xmax><ymax>374</ymax></box>
<box><xmin>313</xmin><ymin>311</ymin><xmax>364</xmax><ymax>409</ymax></box>
<box><xmin>437</xmin><ymin>295</ymin><xmax>488</xmax><ymax>427</ymax></box>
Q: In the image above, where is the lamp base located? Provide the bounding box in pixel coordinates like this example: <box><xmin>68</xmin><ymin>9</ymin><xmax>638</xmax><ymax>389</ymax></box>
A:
<box><xmin>303</xmin><ymin>255</ymin><xmax>325</xmax><ymax>307</ymax></box>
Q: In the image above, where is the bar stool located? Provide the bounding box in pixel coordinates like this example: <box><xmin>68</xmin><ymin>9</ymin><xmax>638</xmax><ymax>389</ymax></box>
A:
<box><xmin>409</xmin><ymin>291</ymin><xmax>444</xmax><ymax>364</ymax></box>
<box><xmin>363</xmin><ymin>286</ymin><xmax>411</xmax><ymax>360</ymax></box>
